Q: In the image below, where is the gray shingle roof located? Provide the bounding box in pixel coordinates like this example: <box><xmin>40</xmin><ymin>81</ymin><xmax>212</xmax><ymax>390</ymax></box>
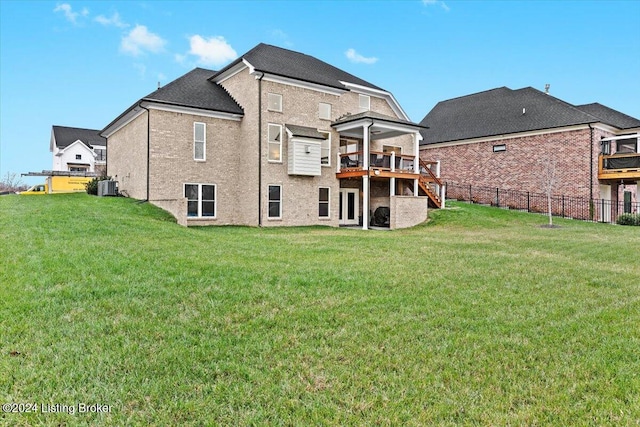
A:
<box><xmin>285</xmin><ymin>124</ymin><xmax>326</xmax><ymax>140</ymax></box>
<box><xmin>419</xmin><ymin>87</ymin><xmax>608</xmax><ymax>145</ymax></box>
<box><xmin>332</xmin><ymin>111</ymin><xmax>425</xmax><ymax>128</ymax></box>
<box><xmin>52</xmin><ymin>125</ymin><xmax>106</xmax><ymax>148</ymax></box>
<box><xmin>143</xmin><ymin>68</ymin><xmax>243</xmax><ymax>114</ymax></box>
<box><xmin>575</xmin><ymin>103</ymin><xmax>640</xmax><ymax>130</ymax></box>
<box><xmin>214</xmin><ymin>43</ymin><xmax>383</xmax><ymax>91</ymax></box>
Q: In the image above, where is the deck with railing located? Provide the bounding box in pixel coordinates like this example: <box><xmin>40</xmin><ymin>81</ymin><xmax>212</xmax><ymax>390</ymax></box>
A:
<box><xmin>598</xmin><ymin>153</ymin><xmax>640</xmax><ymax>180</ymax></box>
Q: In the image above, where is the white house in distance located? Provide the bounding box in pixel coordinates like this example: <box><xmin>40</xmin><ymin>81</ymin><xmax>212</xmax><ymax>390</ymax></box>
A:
<box><xmin>50</xmin><ymin>125</ymin><xmax>107</xmax><ymax>175</ymax></box>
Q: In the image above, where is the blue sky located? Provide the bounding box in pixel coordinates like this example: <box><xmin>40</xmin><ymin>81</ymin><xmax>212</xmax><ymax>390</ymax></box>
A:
<box><xmin>1</xmin><ymin>0</ymin><xmax>639</xmax><ymax>185</ymax></box>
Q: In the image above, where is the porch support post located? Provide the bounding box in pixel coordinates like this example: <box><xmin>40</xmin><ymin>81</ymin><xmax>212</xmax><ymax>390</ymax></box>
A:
<box><xmin>390</xmin><ymin>177</ymin><xmax>396</xmax><ymax>196</ymax></box>
<box><xmin>414</xmin><ymin>132</ymin><xmax>420</xmax><ymax>174</ymax></box>
<box><xmin>414</xmin><ymin>178</ymin><xmax>418</xmax><ymax>197</ymax></box>
<box><xmin>362</xmin><ymin>122</ymin><xmax>371</xmax><ymax>230</ymax></box>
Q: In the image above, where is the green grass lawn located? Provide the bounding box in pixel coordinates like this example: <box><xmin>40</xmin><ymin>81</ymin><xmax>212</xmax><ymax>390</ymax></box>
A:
<box><xmin>1</xmin><ymin>194</ymin><xmax>639</xmax><ymax>426</ymax></box>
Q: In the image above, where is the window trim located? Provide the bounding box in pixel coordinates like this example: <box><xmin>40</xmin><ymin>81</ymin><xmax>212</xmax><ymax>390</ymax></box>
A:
<box><xmin>319</xmin><ymin>187</ymin><xmax>330</xmax><ymax>219</ymax></box>
<box><xmin>319</xmin><ymin>131</ymin><xmax>331</xmax><ymax>167</ymax></box>
<box><xmin>268</xmin><ymin>123</ymin><xmax>283</xmax><ymax>163</ymax></box>
<box><xmin>184</xmin><ymin>183</ymin><xmax>216</xmax><ymax>219</ymax></box>
<box><xmin>94</xmin><ymin>146</ymin><xmax>107</xmax><ymax>162</ymax></box>
<box><xmin>493</xmin><ymin>144</ymin><xmax>506</xmax><ymax>153</ymax></box>
<box><xmin>194</xmin><ymin>122</ymin><xmax>206</xmax><ymax>161</ymax></box>
<box><xmin>359</xmin><ymin>94</ymin><xmax>370</xmax><ymax>111</ymax></box>
<box><xmin>319</xmin><ymin>102</ymin><xmax>332</xmax><ymax>120</ymax></box>
<box><xmin>267</xmin><ymin>93</ymin><xmax>283</xmax><ymax>112</ymax></box>
<box><xmin>267</xmin><ymin>184</ymin><xmax>282</xmax><ymax>220</ymax></box>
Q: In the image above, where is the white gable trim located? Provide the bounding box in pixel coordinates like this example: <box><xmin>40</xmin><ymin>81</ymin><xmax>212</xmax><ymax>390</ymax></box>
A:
<box><xmin>101</xmin><ymin>101</ymin><xmax>242</xmax><ymax>138</ymax></box>
<box><xmin>212</xmin><ymin>60</ymin><xmax>250</xmax><ymax>84</ymax></box>
<box><xmin>143</xmin><ymin>102</ymin><xmax>243</xmax><ymax>121</ymax></box>
<box><xmin>101</xmin><ymin>106</ymin><xmax>147</xmax><ymax>138</ymax></box>
<box><xmin>339</xmin><ymin>81</ymin><xmax>410</xmax><ymax>122</ymax></box>
<box><xmin>55</xmin><ymin>139</ymin><xmax>93</xmax><ymax>156</ymax></box>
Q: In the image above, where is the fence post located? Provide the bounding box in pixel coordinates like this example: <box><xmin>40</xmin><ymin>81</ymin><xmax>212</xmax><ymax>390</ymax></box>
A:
<box><xmin>496</xmin><ymin>187</ymin><xmax>500</xmax><ymax>207</ymax></box>
<box><xmin>527</xmin><ymin>192</ymin><xmax>530</xmax><ymax>212</ymax></box>
<box><xmin>469</xmin><ymin>184</ymin><xmax>472</xmax><ymax>203</ymax></box>
<box><xmin>562</xmin><ymin>195</ymin><xmax>565</xmax><ymax>218</ymax></box>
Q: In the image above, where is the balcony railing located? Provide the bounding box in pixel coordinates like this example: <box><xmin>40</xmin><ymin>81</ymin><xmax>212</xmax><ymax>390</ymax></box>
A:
<box><xmin>337</xmin><ymin>151</ymin><xmax>417</xmax><ymax>174</ymax></box>
<box><xmin>598</xmin><ymin>153</ymin><xmax>640</xmax><ymax>180</ymax></box>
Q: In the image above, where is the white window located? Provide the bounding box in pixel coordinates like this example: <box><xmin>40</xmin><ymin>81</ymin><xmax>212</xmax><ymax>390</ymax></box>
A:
<box><xmin>185</xmin><ymin>184</ymin><xmax>216</xmax><ymax>218</ymax></box>
<box><xmin>320</xmin><ymin>131</ymin><xmax>331</xmax><ymax>166</ymax></box>
<box><xmin>319</xmin><ymin>102</ymin><xmax>331</xmax><ymax>120</ymax></box>
<box><xmin>268</xmin><ymin>185</ymin><xmax>282</xmax><ymax>219</ymax></box>
<box><xmin>94</xmin><ymin>147</ymin><xmax>106</xmax><ymax>162</ymax></box>
<box><xmin>268</xmin><ymin>93</ymin><xmax>282</xmax><ymax>112</ymax></box>
<box><xmin>319</xmin><ymin>187</ymin><xmax>330</xmax><ymax>218</ymax></box>
<box><xmin>268</xmin><ymin>124</ymin><xmax>282</xmax><ymax>162</ymax></box>
<box><xmin>359</xmin><ymin>94</ymin><xmax>370</xmax><ymax>111</ymax></box>
<box><xmin>194</xmin><ymin>122</ymin><xmax>206</xmax><ymax>161</ymax></box>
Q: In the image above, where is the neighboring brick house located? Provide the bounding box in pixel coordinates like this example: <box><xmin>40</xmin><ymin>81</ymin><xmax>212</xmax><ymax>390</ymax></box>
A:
<box><xmin>419</xmin><ymin>86</ymin><xmax>640</xmax><ymax>216</ymax></box>
<box><xmin>50</xmin><ymin>125</ymin><xmax>107</xmax><ymax>175</ymax></box>
<box><xmin>101</xmin><ymin>43</ymin><xmax>441</xmax><ymax>228</ymax></box>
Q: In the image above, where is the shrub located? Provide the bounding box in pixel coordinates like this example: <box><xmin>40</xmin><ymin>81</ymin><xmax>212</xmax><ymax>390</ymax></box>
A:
<box><xmin>616</xmin><ymin>213</ymin><xmax>640</xmax><ymax>226</ymax></box>
<box><xmin>85</xmin><ymin>176</ymin><xmax>112</xmax><ymax>195</ymax></box>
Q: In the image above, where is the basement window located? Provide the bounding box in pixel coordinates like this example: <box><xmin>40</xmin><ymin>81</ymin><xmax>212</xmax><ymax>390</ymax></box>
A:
<box><xmin>493</xmin><ymin>144</ymin><xmax>506</xmax><ymax>153</ymax></box>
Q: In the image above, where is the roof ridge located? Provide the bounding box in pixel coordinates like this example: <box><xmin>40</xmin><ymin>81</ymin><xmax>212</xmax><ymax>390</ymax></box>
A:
<box><xmin>516</xmin><ymin>86</ymin><xmax>600</xmax><ymax>123</ymax></box>
<box><xmin>577</xmin><ymin>102</ymin><xmax>640</xmax><ymax>121</ymax></box>
<box><xmin>439</xmin><ymin>86</ymin><xmax>512</xmax><ymax>104</ymax></box>
<box><xmin>143</xmin><ymin>68</ymin><xmax>216</xmax><ymax>101</ymax></box>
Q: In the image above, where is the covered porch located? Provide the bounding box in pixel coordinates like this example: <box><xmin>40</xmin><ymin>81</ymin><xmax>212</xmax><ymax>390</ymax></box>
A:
<box><xmin>332</xmin><ymin>111</ymin><xmax>444</xmax><ymax>230</ymax></box>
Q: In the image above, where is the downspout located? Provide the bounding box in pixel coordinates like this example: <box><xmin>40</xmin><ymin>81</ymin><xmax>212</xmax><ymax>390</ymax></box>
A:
<box><xmin>256</xmin><ymin>72</ymin><xmax>264</xmax><ymax>227</ymax></box>
<box><xmin>139</xmin><ymin>103</ymin><xmax>151</xmax><ymax>202</ymax></box>
<box><xmin>588</xmin><ymin>123</ymin><xmax>594</xmax><ymax>202</ymax></box>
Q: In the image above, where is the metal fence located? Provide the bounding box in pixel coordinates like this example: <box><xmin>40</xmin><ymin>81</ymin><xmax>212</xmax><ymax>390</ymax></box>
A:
<box><xmin>445</xmin><ymin>182</ymin><xmax>639</xmax><ymax>224</ymax></box>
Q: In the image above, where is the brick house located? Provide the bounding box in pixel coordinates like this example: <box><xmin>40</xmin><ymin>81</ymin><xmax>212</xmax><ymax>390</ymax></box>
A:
<box><xmin>418</xmin><ymin>86</ymin><xmax>640</xmax><ymax>216</ymax></box>
<box><xmin>101</xmin><ymin>44</ymin><xmax>442</xmax><ymax>228</ymax></box>
<box><xmin>50</xmin><ymin>125</ymin><xmax>107</xmax><ymax>175</ymax></box>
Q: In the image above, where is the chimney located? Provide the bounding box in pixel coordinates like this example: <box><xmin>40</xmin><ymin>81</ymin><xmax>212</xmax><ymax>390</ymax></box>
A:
<box><xmin>544</xmin><ymin>83</ymin><xmax>550</xmax><ymax>94</ymax></box>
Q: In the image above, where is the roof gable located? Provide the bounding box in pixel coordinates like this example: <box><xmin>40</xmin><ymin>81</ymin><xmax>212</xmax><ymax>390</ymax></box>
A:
<box><xmin>420</xmin><ymin>87</ymin><xmax>602</xmax><ymax>144</ymax></box>
<box><xmin>213</xmin><ymin>43</ymin><xmax>383</xmax><ymax>92</ymax></box>
<box><xmin>575</xmin><ymin>103</ymin><xmax>640</xmax><ymax>130</ymax></box>
<box><xmin>52</xmin><ymin>126</ymin><xmax>106</xmax><ymax>150</ymax></box>
<box><xmin>143</xmin><ymin>68</ymin><xmax>243</xmax><ymax>114</ymax></box>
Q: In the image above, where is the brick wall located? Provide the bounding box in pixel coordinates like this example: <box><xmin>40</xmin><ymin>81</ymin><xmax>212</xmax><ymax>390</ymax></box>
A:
<box><xmin>420</xmin><ymin>126</ymin><xmax>615</xmax><ymax>200</ymax></box>
<box><xmin>106</xmin><ymin>112</ymin><xmax>148</xmax><ymax>200</ymax></box>
<box><xmin>390</xmin><ymin>196</ymin><xmax>428</xmax><ymax>229</ymax></box>
<box><xmin>147</xmin><ymin>109</ymin><xmax>244</xmax><ymax>225</ymax></box>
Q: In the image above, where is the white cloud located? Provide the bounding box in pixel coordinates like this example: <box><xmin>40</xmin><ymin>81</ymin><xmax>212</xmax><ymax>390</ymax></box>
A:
<box><xmin>121</xmin><ymin>25</ymin><xmax>166</xmax><ymax>56</ymax></box>
<box><xmin>54</xmin><ymin>3</ymin><xmax>88</xmax><ymax>24</ymax></box>
<box><xmin>133</xmin><ymin>63</ymin><xmax>146</xmax><ymax>77</ymax></box>
<box><xmin>95</xmin><ymin>12</ymin><xmax>127</xmax><ymax>28</ymax></box>
<box><xmin>345</xmin><ymin>48</ymin><xmax>378</xmax><ymax>65</ymax></box>
<box><xmin>422</xmin><ymin>0</ymin><xmax>450</xmax><ymax>12</ymax></box>
<box><xmin>186</xmin><ymin>35</ymin><xmax>237</xmax><ymax>67</ymax></box>
<box><xmin>270</xmin><ymin>29</ymin><xmax>293</xmax><ymax>47</ymax></box>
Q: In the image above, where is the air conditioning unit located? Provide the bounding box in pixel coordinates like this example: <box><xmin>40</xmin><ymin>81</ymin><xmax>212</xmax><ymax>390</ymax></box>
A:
<box><xmin>98</xmin><ymin>180</ymin><xmax>117</xmax><ymax>197</ymax></box>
